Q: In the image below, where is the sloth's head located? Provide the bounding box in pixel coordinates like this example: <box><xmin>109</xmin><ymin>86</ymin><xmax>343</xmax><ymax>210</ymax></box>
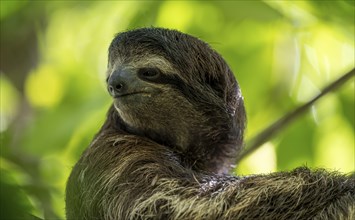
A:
<box><xmin>106</xmin><ymin>27</ymin><xmax>246</xmax><ymax>174</ymax></box>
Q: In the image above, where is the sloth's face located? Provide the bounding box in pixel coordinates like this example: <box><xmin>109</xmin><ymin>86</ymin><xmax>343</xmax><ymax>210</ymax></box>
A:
<box><xmin>106</xmin><ymin>55</ymin><xmax>187</xmax><ymax>123</ymax></box>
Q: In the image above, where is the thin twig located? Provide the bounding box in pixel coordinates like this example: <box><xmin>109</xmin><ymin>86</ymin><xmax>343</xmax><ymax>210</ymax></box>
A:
<box><xmin>236</xmin><ymin>68</ymin><xmax>355</xmax><ymax>163</ymax></box>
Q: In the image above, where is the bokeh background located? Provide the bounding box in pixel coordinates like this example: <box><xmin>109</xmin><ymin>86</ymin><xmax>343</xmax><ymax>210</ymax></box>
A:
<box><xmin>1</xmin><ymin>1</ymin><xmax>354</xmax><ymax>219</ymax></box>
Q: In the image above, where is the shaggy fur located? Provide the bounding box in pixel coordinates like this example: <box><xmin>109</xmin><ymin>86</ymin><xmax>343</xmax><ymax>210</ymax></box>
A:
<box><xmin>66</xmin><ymin>28</ymin><xmax>354</xmax><ymax>220</ymax></box>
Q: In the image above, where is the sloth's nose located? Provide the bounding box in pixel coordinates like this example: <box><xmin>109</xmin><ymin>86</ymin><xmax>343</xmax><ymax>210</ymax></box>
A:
<box><xmin>107</xmin><ymin>69</ymin><xmax>133</xmax><ymax>97</ymax></box>
<box><xmin>108</xmin><ymin>76</ymin><xmax>124</xmax><ymax>97</ymax></box>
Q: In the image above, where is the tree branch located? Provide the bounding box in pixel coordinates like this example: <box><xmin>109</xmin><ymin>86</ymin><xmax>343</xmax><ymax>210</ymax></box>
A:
<box><xmin>236</xmin><ymin>68</ymin><xmax>355</xmax><ymax>163</ymax></box>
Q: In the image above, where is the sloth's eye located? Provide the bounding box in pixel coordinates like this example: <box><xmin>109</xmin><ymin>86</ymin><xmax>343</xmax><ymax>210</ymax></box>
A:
<box><xmin>138</xmin><ymin>68</ymin><xmax>161</xmax><ymax>80</ymax></box>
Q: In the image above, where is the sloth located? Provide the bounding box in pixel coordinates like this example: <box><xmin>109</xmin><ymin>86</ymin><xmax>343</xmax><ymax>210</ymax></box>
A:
<box><xmin>66</xmin><ymin>27</ymin><xmax>354</xmax><ymax>220</ymax></box>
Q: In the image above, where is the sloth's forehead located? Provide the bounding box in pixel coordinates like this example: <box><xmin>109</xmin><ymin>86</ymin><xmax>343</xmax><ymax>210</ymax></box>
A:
<box><xmin>109</xmin><ymin>54</ymin><xmax>176</xmax><ymax>75</ymax></box>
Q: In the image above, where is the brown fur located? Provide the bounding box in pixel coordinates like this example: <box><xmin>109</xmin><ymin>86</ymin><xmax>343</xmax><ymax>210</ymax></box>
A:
<box><xmin>66</xmin><ymin>28</ymin><xmax>354</xmax><ymax>220</ymax></box>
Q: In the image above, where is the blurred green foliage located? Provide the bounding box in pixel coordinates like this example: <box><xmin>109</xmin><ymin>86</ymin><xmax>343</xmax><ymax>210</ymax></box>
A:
<box><xmin>0</xmin><ymin>1</ymin><xmax>354</xmax><ymax>219</ymax></box>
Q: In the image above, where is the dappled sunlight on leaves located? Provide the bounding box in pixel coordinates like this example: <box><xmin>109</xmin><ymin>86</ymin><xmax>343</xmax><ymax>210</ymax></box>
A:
<box><xmin>25</xmin><ymin>65</ymin><xmax>65</xmax><ymax>108</ymax></box>
<box><xmin>157</xmin><ymin>1</ymin><xmax>194</xmax><ymax>31</ymax></box>
<box><xmin>236</xmin><ymin>142</ymin><xmax>277</xmax><ymax>175</ymax></box>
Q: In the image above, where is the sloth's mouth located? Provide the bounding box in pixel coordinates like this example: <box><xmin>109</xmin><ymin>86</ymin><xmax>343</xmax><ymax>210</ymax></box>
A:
<box><xmin>114</xmin><ymin>92</ymin><xmax>151</xmax><ymax>98</ymax></box>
